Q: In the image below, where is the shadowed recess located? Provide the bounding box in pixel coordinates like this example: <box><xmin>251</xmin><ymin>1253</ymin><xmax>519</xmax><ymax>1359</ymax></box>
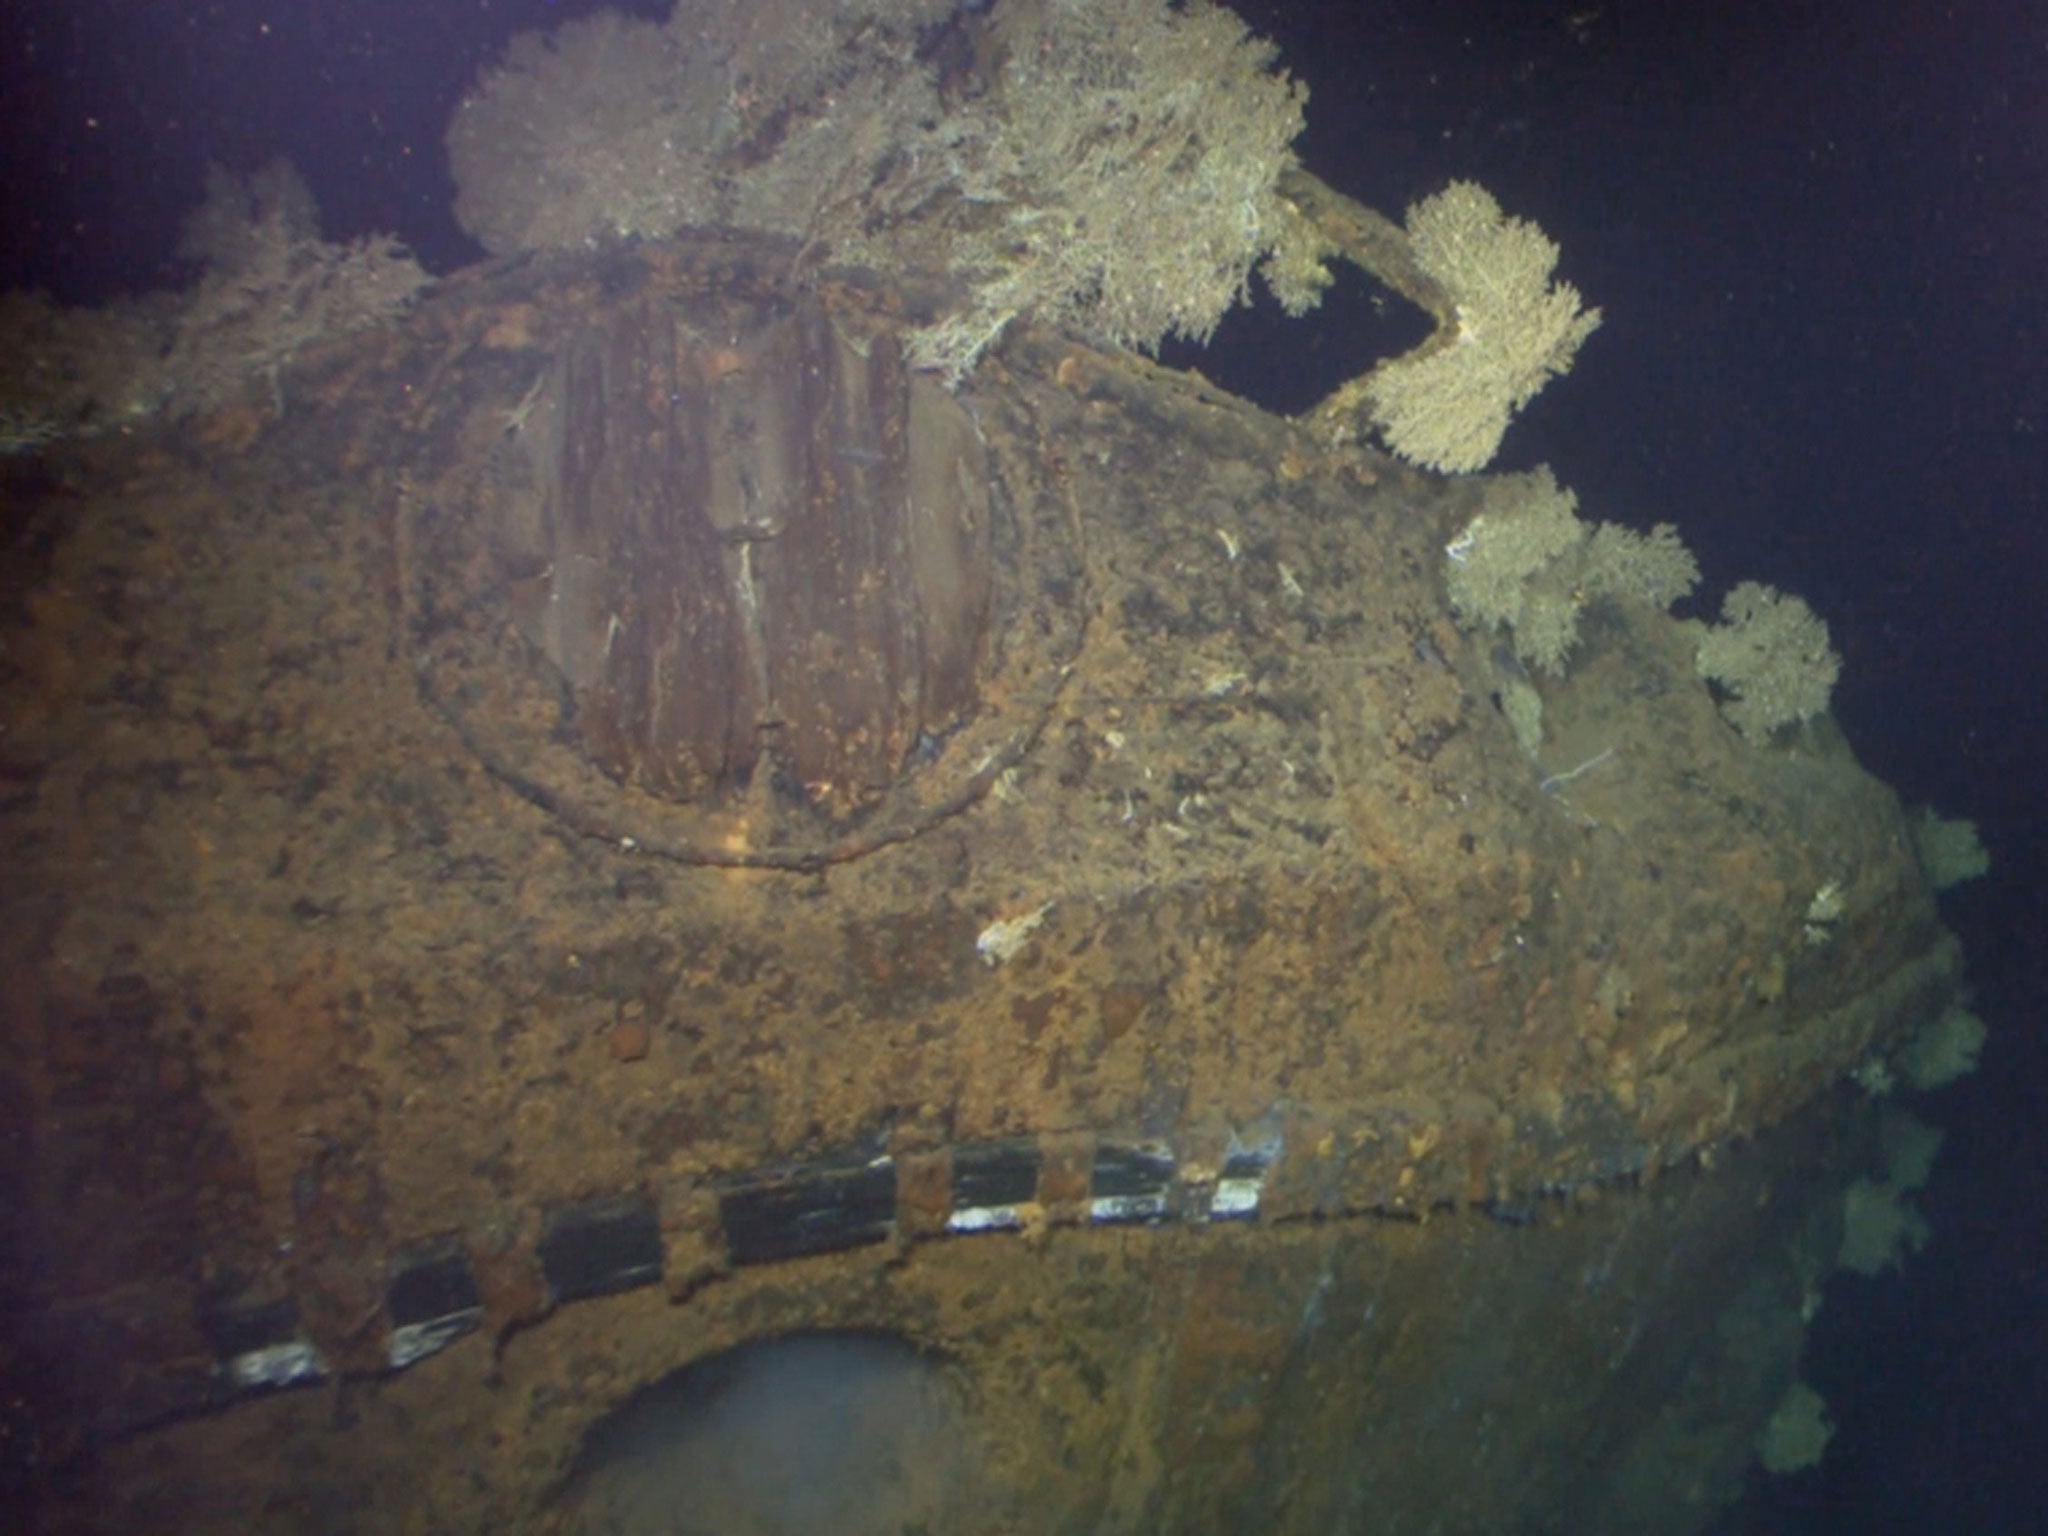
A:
<box><xmin>559</xmin><ymin>1331</ymin><xmax>981</xmax><ymax>1536</ymax></box>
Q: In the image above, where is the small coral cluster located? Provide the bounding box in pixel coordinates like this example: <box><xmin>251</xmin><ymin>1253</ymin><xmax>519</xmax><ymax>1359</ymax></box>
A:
<box><xmin>1908</xmin><ymin>806</ymin><xmax>1990</xmax><ymax>891</ymax></box>
<box><xmin>154</xmin><ymin>160</ymin><xmax>429</xmax><ymax>419</ymax></box>
<box><xmin>1836</xmin><ymin>1111</ymin><xmax>1943</xmax><ymax>1276</ymax></box>
<box><xmin>0</xmin><ymin>159</ymin><xmax>426</xmax><ymax>444</ymax></box>
<box><xmin>1692</xmin><ymin>582</ymin><xmax>1841</xmax><ymax>742</ymax></box>
<box><xmin>446</xmin><ymin>2</ymin><xmax>956</xmax><ymax>256</ymax></box>
<box><xmin>1758</xmin><ymin>1381</ymin><xmax>1834</xmax><ymax>1475</ymax></box>
<box><xmin>1898</xmin><ymin>1003</ymin><xmax>1987</xmax><ymax>1090</ymax></box>
<box><xmin>1440</xmin><ymin>466</ymin><xmax>1855</xmax><ymax>752</ymax></box>
<box><xmin>1444</xmin><ymin>465</ymin><xmax>1699</xmax><ymax>675</ymax></box>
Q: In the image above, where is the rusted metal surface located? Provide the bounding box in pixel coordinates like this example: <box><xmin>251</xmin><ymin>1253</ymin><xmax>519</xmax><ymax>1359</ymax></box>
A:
<box><xmin>0</xmin><ymin>233</ymin><xmax>1966</xmax><ymax>1534</ymax></box>
<box><xmin>494</xmin><ymin>291</ymin><xmax>993</xmax><ymax>812</ymax></box>
<box><xmin>404</xmin><ymin>247</ymin><xmax>1080</xmax><ymax>867</ymax></box>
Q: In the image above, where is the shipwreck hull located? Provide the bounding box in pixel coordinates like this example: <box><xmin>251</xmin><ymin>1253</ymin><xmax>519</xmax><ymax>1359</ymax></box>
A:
<box><xmin>0</xmin><ymin>235</ymin><xmax>1960</xmax><ymax>1533</ymax></box>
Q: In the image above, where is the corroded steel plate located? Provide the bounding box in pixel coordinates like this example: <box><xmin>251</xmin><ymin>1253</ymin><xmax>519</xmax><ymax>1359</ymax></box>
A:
<box><xmin>409</xmin><ymin>280</ymin><xmax>1084</xmax><ymax>868</ymax></box>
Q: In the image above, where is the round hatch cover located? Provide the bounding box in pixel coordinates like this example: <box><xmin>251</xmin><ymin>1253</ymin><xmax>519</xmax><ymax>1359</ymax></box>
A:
<box><xmin>410</xmin><ymin>274</ymin><xmax>1084</xmax><ymax>868</ymax></box>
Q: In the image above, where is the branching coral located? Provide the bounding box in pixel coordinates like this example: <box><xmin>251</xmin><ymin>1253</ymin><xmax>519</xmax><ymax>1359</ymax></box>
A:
<box><xmin>156</xmin><ymin>160</ymin><xmax>428</xmax><ymax>418</ymax></box>
<box><xmin>1364</xmin><ymin>182</ymin><xmax>1601</xmax><ymax>473</ymax></box>
<box><xmin>895</xmin><ymin>0</ymin><xmax>1312</xmax><ymax>377</ymax></box>
<box><xmin>445</xmin><ymin>3</ymin><xmax>951</xmax><ymax>255</ymax></box>
<box><xmin>1694</xmin><ymin>581</ymin><xmax>1840</xmax><ymax>742</ymax></box>
<box><xmin>1445</xmin><ymin>466</ymin><xmax>1698</xmax><ymax>676</ymax></box>
<box><xmin>444</xmin><ymin>0</ymin><xmax>1314</xmax><ymax>380</ymax></box>
<box><xmin>0</xmin><ymin>158</ymin><xmax>426</xmax><ymax>442</ymax></box>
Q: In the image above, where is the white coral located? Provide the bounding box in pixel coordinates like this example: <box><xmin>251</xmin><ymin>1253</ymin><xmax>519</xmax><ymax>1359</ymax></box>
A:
<box><xmin>1369</xmin><ymin>182</ymin><xmax>1601</xmax><ymax>473</ymax></box>
<box><xmin>1694</xmin><ymin>582</ymin><xmax>1840</xmax><ymax>742</ymax></box>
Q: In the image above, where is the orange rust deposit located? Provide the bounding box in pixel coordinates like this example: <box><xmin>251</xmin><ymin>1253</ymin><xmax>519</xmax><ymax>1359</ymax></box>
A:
<box><xmin>0</xmin><ymin>232</ymin><xmax>1964</xmax><ymax>1536</ymax></box>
